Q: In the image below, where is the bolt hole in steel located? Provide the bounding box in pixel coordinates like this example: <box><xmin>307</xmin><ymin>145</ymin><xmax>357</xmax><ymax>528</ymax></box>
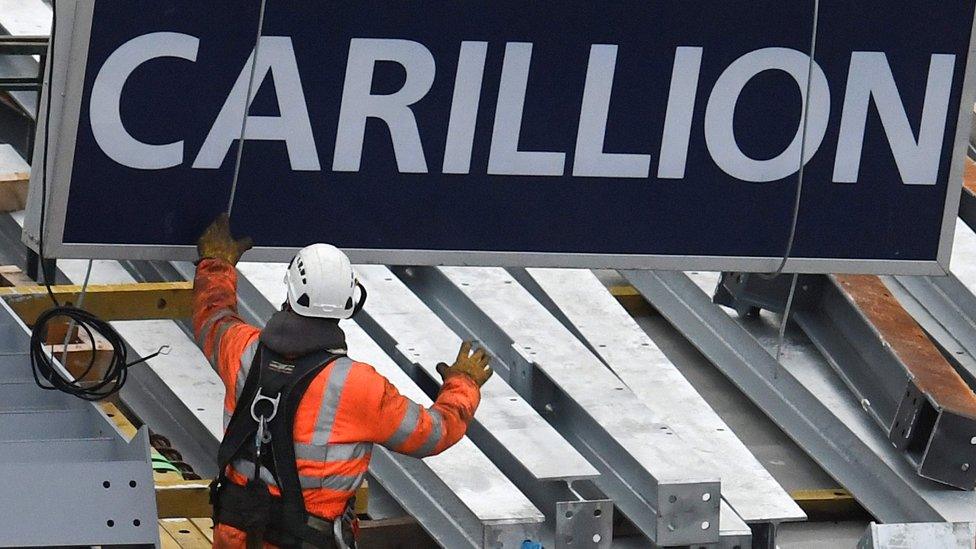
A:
<box><xmin>701</xmin><ymin>521</ymin><xmax>710</xmax><ymax>530</ymax></box>
<box><xmin>129</xmin><ymin>480</ymin><xmax>136</xmax><ymax>487</ymax></box>
<box><xmin>106</xmin><ymin>520</ymin><xmax>114</xmax><ymax>527</ymax></box>
<box><xmin>592</xmin><ymin>534</ymin><xmax>602</xmax><ymax>543</ymax></box>
<box><xmin>565</xmin><ymin>510</ymin><xmax>573</xmax><ymax>518</ymax></box>
<box><xmin>133</xmin><ymin>519</ymin><xmax>141</xmax><ymax>527</ymax></box>
<box><xmin>702</xmin><ymin>493</ymin><xmax>711</xmax><ymax>502</ymax></box>
<box><xmin>103</xmin><ymin>481</ymin><xmax>110</xmax><ymax>488</ymax></box>
<box><xmin>668</xmin><ymin>495</ymin><xmax>677</xmax><ymax>503</ymax></box>
<box><xmin>593</xmin><ymin>509</ymin><xmax>602</xmax><ymax>517</ymax></box>
<box><xmin>157</xmin><ymin>298</ymin><xmax>167</xmax><ymax>309</ymax></box>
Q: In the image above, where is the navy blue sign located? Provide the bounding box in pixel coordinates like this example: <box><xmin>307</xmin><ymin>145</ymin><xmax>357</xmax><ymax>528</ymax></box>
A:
<box><xmin>26</xmin><ymin>0</ymin><xmax>976</xmax><ymax>272</ymax></box>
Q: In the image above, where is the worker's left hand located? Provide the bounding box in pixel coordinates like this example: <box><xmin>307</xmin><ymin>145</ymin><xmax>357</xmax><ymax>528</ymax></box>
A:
<box><xmin>436</xmin><ymin>341</ymin><xmax>493</xmax><ymax>387</ymax></box>
<box><xmin>197</xmin><ymin>213</ymin><xmax>253</xmax><ymax>266</ymax></box>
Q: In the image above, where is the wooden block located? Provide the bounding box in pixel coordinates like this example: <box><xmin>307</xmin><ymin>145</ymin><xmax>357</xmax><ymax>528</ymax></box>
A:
<box><xmin>358</xmin><ymin>516</ymin><xmax>435</xmax><ymax>548</ymax></box>
<box><xmin>0</xmin><ymin>281</ymin><xmax>193</xmax><ymax>324</ymax></box>
<box><xmin>156</xmin><ymin>478</ymin><xmax>212</xmax><ymax>519</ymax></box>
<box><xmin>100</xmin><ymin>402</ymin><xmax>137</xmax><ymax>439</ymax></box>
<box><xmin>160</xmin><ymin>518</ymin><xmax>212</xmax><ymax>549</ymax></box>
<box><xmin>355</xmin><ymin>481</ymin><xmax>369</xmax><ymax>515</ymax></box>
<box><xmin>51</xmin><ymin>330</ymin><xmax>114</xmax><ymax>382</ymax></box>
<box><xmin>191</xmin><ymin>518</ymin><xmax>215</xmax><ymax>543</ymax></box>
<box><xmin>608</xmin><ymin>284</ymin><xmax>655</xmax><ymax>316</ymax></box>
<box><xmin>791</xmin><ymin>489</ymin><xmax>868</xmax><ymax>521</ymax></box>
<box><xmin>158</xmin><ymin>525</ymin><xmax>181</xmax><ymax>549</ymax></box>
<box><xmin>0</xmin><ymin>172</ymin><xmax>28</xmax><ymax>212</ymax></box>
<box><xmin>0</xmin><ymin>265</ymin><xmax>35</xmax><ymax>287</ymax></box>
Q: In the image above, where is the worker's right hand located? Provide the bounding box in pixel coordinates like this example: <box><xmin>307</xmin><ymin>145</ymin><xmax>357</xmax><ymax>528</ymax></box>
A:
<box><xmin>197</xmin><ymin>213</ymin><xmax>254</xmax><ymax>266</ymax></box>
<box><xmin>436</xmin><ymin>341</ymin><xmax>493</xmax><ymax>387</ymax></box>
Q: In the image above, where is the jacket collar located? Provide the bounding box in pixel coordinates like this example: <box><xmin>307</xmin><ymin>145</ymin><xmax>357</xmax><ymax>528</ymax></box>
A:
<box><xmin>259</xmin><ymin>309</ymin><xmax>347</xmax><ymax>358</ymax></box>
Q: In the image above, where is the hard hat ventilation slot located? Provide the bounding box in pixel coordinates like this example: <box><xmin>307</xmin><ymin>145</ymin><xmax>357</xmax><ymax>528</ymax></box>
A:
<box><xmin>297</xmin><ymin>293</ymin><xmax>310</xmax><ymax>307</ymax></box>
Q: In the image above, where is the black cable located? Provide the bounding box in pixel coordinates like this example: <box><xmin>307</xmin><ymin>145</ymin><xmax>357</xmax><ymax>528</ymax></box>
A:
<box><xmin>29</xmin><ymin>307</ymin><xmax>168</xmax><ymax>401</ymax></box>
<box><xmin>27</xmin><ymin>1</ymin><xmax>167</xmax><ymax>401</ymax></box>
<box><xmin>37</xmin><ymin>0</ymin><xmax>58</xmax><ymax>306</ymax></box>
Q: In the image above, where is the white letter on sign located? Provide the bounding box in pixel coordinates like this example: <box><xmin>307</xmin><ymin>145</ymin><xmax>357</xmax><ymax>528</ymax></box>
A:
<box><xmin>488</xmin><ymin>43</ymin><xmax>566</xmax><ymax>176</ymax></box>
<box><xmin>194</xmin><ymin>37</ymin><xmax>320</xmax><ymax>171</ymax></box>
<box><xmin>90</xmin><ymin>32</ymin><xmax>198</xmax><ymax>169</ymax></box>
<box><xmin>658</xmin><ymin>47</ymin><xmax>704</xmax><ymax>179</ymax></box>
<box><xmin>705</xmin><ymin>47</ymin><xmax>830</xmax><ymax>182</ymax></box>
<box><xmin>443</xmin><ymin>41</ymin><xmax>489</xmax><ymax>175</ymax></box>
<box><xmin>832</xmin><ymin>52</ymin><xmax>955</xmax><ymax>185</ymax></box>
<box><xmin>333</xmin><ymin>38</ymin><xmax>435</xmax><ymax>173</ymax></box>
<box><xmin>573</xmin><ymin>44</ymin><xmax>651</xmax><ymax>178</ymax></box>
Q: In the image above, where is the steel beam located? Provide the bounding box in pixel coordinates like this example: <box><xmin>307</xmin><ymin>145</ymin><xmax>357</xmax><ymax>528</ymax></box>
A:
<box><xmin>858</xmin><ymin>522</ymin><xmax>975</xmax><ymax>549</ymax></box>
<box><xmin>0</xmin><ymin>297</ymin><xmax>158</xmax><ymax>547</ymax></box>
<box><xmin>884</xmin><ymin>274</ymin><xmax>976</xmax><ymax>391</ymax></box>
<box><xmin>236</xmin><ymin>262</ymin><xmax>546</xmax><ymax>548</ymax></box>
<box><xmin>715</xmin><ymin>272</ymin><xmax>976</xmax><ymax>489</ymax></box>
<box><xmin>399</xmin><ymin>266</ymin><xmax>721</xmax><ymax>547</ymax></box>
<box><xmin>622</xmin><ymin>269</ymin><xmax>976</xmax><ymax>523</ymax></box>
<box><xmin>352</xmin><ymin>265</ymin><xmax>608</xmax><ymax>546</ymax></box>
<box><xmin>514</xmin><ymin>267</ymin><xmax>804</xmax><ymax>544</ymax></box>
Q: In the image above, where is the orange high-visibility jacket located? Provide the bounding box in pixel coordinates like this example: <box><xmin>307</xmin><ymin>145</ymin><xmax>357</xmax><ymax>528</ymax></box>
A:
<box><xmin>193</xmin><ymin>259</ymin><xmax>480</xmax><ymax>546</ymax></box>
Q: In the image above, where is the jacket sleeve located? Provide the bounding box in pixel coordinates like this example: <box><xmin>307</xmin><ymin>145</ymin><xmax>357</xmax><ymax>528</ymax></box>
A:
<box><xmin>193</xmin><ymin>258</ymin><xmax>261</xmax><ymax>405</ymax></box>
<box><xmin>339</xmin><ymin>362</ymin><xmax>481</xmax><ymax>458</ymax></box>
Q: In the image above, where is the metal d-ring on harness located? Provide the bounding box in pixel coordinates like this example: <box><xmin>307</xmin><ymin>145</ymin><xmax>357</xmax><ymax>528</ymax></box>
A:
<box><xmin>250</xmin><ymin>390</ymin><xmax>279</xmax><ymax>479</ymax></box>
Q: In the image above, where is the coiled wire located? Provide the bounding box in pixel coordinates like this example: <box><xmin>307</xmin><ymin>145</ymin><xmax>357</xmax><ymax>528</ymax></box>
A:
<box><xmin>29</xmin><ymin>306</ymin><xmax>168</xmax><ymax>401</ymax></box>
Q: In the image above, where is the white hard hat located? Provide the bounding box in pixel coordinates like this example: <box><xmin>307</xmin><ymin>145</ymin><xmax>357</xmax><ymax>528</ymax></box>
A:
<box><xmin>284</xmin><ymin>244</ymin><xmax>365</xmax><ymax>319</ymax></box>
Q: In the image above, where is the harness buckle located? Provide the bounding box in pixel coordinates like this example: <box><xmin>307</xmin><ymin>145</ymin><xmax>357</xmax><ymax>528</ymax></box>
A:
<box><xmin>250</xmin><ymin>391</ymin><xmax>281</xmax><ymax>423</ymax></box>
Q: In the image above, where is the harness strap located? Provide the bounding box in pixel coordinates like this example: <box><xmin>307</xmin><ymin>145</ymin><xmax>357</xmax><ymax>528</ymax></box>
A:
<box><xmin>213</xmin><ymin>344</ymin><xmax>347</xmax><ymax>548</ymax></box>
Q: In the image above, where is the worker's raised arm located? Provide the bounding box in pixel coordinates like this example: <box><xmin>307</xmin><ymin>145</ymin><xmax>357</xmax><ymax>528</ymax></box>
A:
<box><xmin>192</xmin><ymin>215</ymin><xmax>257</xmax><ymax>399</ymax></box>
<box><xmin>338</xmin><ymin>343</ymin><xmax>492</xmax><ymax>458</ymax></box>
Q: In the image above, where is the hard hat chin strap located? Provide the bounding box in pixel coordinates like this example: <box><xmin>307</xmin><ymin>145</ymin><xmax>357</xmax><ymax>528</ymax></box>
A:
<box><xmin>350</xmin><ymin>282</ymin><xmax>367</xmax><ymax>318</ymax></box>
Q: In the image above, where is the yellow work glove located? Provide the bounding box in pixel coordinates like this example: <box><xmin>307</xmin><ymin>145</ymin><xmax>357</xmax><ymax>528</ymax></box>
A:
<box><xmin>436</xmin><ymin>341</ymin><xmax>494</xmax><ymax>387</ymax></box>
<box><xmin>197</xmin><ymin>213</ymin><xmax>254</xmax><ymax>266</ymax></box>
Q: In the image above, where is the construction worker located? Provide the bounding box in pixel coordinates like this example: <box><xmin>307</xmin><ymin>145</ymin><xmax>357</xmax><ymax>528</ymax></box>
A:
<box><xmin>193</xmin><ymin>214</ymin><xmax>493</xmax><ymax>548</ymax></box>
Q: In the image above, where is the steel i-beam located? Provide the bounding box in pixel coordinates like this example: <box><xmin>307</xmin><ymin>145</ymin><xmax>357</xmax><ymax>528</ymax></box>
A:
<box><xmin>715</xmin><ymin>272</ymin><xmax>976</xmax><ymax>489</ymax></box>
<box><xmin>353</xmin><ymin>265</ymin><xmax>610</xmax><ymax>548</ymax></box>
<box><xmin>398</xmin><ymin>266</ymin><xmax>721</xmax><ymax>547</ymax></box>
<box><xmin>623</xmin><ymin>269</ymin><xmax>976</xmax><ymax>523</ymax></box>
<box><xmin>514</xmin><ymin>267</ymin><xmax>804</xmax><ymax>547</ymax></box>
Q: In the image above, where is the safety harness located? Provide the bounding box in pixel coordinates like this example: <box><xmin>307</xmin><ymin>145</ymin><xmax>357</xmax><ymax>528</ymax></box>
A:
<box><xmin>211</xmin><ymin>344</ymin><xmax>355</xmax><ymax>548</ymax></box>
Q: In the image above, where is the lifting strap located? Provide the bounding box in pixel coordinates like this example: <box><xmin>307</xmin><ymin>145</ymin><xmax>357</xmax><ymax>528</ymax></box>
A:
<box><xmin>212</xmin><ymin>344</ymin><xmax>348</xmax><ymax>548</ymax></box>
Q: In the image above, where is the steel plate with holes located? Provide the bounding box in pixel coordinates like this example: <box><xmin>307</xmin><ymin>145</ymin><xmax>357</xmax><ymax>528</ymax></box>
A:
<box><xmin>555</xmin><ymin>500</ymin><xmax>612</xmax><ymax>549</ymax></box>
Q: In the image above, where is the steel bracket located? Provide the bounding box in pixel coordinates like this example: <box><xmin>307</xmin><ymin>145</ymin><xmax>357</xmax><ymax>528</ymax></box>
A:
<box><xmin>555</xmin><ymin>499</ymin><xmax>613</xmax><ymax>549</ymax></box>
